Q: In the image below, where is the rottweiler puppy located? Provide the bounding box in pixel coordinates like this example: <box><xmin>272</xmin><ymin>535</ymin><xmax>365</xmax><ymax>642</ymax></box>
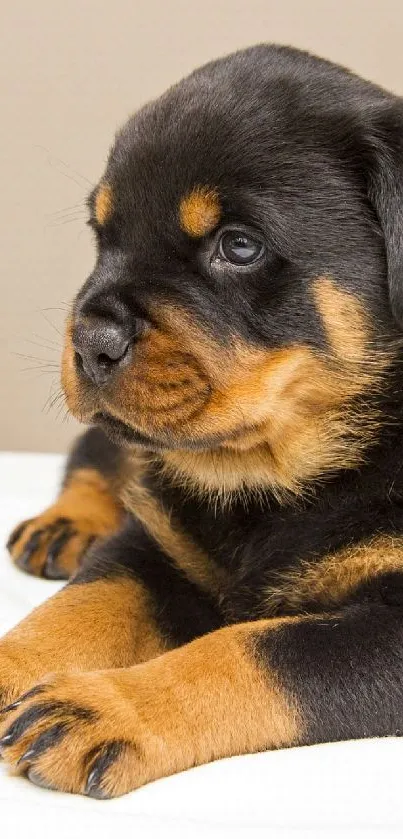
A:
<box><xmin>2</xmin><ymin>44</ymin><xmax>403</xmax><ymax>798</ymax></box>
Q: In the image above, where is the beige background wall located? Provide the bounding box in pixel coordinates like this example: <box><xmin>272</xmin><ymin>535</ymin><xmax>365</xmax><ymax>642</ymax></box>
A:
<box><xmin>1</xmin><ymin>0</ymin><xmax>403</xmax><ymax>453</ymax></box>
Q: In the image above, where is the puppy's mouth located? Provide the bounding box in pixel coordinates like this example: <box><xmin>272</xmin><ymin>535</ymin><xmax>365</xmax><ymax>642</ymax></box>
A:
<box><xmin>93</xmin><ymin>410</ymin><xmax>212</xmax><ymax>451</ymax></box>
<box><xmin>93</xmin><ymin>412</ymin><xmax>170</xmax><ymax>449</ymax></box>
<box><xmin>92</xmin><ymin>410</ymin><xmax>263</xmax><ymax>452</ymax></box>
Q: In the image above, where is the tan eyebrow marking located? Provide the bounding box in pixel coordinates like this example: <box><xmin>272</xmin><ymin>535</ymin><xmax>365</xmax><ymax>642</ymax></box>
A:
<box><xmin>179</xmin><ymin>186</ymin><xmax>221</xmax><ymax>238</ymax></box>
<box><xmin>95</xmin><ymin>183</ymin><xmax>113</xmax><ymax>226</ymax></box>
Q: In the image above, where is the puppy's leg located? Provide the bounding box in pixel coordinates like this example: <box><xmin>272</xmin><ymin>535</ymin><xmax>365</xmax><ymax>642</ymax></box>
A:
<box><xmin>0</xmin><ymin>521</ymin><xmax>222</xmax><ymax>706</ymax></box>
<box><xmin>6</xmin><ymin>427</ymin><xmax>124</xmax><ymax>579</ymax></box>
<box><xmin>1</xmin><ymin>588</ymin><xmax>403</xmax><ymax>797</ymax></box>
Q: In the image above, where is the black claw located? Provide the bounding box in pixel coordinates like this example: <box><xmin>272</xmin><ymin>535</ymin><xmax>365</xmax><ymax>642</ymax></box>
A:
<box><xmin>43</xmin><ymin>528</ymin><xmax>74</xmax><ymax>579</ymax></box>
<box><xmin>6</xmin><ymin>519</ymin><xmax>33</xmax><ymax>551</ymax></box>
<box><xmin>0</xmin><ymin>700</ymin><xmax>22</xmax><ymax>716</ymax></box>
<box><xmin>50</xmin><ymin>517</ymin><xmax>70</xmax><ymax>528</ymax></box>
<box><xmin>0</xmin><ymin>698</ymin><xmax>97</xmax><ymax>748</ymax></box>
<box><xmin>85</xmin><ymin>741</ymin><xmax>127</xmax><ymax>798</ymax></box>
<box><xmin>18</xmin><ymin>685</ymin><xmax>48</xmax><ymax>703</ymax></box>
<box><xmin>27</xmin><ymin>768</ymin><xmax>57</xmax><ymax>791</ymax></box>
<box><xmin>17</xmin><ymin>722</ymin><xmax>70</xmax><ymax>765</ymax></box>
<box><xmin>14</xmin><ymin>530</ymin><xmax>44</xmax><ymax>569</ymax></box>
<box><xmin>0</xmin><ymin>685</ymin><xmax>46</xmax><ymax>715</ymax></box>
<box><xmin>0</xmin><ymin>701</ymin><xmax>67</xmax><ymax>748</ymax></box>
<box><xmin>85</xmin><ymin>779</ymin><xmax>111</xmax><ymax>800</ymax></box>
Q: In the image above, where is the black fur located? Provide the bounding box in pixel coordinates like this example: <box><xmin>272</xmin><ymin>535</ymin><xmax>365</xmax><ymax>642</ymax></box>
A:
<box><xmin>73</xmin><ymin>518</ymin><xmax>224</xmax><ymax>646</ymax></box>
<box><xmin>64</xmin><ymin>425</ymin><xmax>122</xmax><ymax>485</ymax></box>
<box><xmin>256</xmin><ymin>601</ymin><xmax>403</xmax><ymax>743</ymax></box>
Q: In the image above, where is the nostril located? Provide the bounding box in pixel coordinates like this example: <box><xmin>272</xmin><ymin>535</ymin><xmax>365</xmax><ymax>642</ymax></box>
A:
<box><xmin>96</xmin><ymin>337</ymin><xmax>131</xmax><ymax>370</ymax></box>
<box><xmin>98</xmin><ymin>352</ymin><xmax>114</xmax><ymax>367</ymax></box>
<box><xmin>100</xmin><ymin>337</ymin><xmax>131</xmax><ymax>364</ymax></box>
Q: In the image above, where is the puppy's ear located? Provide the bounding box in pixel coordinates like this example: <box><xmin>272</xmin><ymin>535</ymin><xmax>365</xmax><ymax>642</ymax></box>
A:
<box><xmin>365</xmin><ymin>102</ymin><xmax>403</xmax><ymax>327</ymax></box>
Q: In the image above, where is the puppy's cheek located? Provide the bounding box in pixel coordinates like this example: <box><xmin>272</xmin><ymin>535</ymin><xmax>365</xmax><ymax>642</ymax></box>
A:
<box><xmin>61</xmin><ymin>357</ymin><xmax>77</xmax><ymax>412</ymax></box>
<box><xmin>106</xmin><ymin>346</ymin><xmax>212</xmax><ymax>434</ymax></box>
<box><xmin>61</xmin><ymin>333</ymin><xmax>94</xmax><ymax>421</ymax></box>
<box><xmin>61</xmin><ymin>323</ymin><xmax>79</xmax><ymax>408</ymax></box>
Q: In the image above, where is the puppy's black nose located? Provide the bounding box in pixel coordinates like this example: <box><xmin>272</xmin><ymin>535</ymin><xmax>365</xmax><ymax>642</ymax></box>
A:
<box><xmin>73</xmin><ymin>318</ymin><xmax>136</xmax><ymax>385</ymax></box>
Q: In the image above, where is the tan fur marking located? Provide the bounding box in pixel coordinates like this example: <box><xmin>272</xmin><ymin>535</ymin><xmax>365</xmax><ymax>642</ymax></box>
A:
<box><xmin>0</xmin><ymin>579</ymin><xmax>167</xmax><ymax>706</ymax></box>
<box><xmin>94</xmin><ymin>183</ymin><xmax>113</xmax><ymax>226</ymax></box>
<box><xmin>265</xmin><ymin>535</ymin><xmax>403</xmax><ymax>614</ymax></box>
<box><xmin>179</xmin><ymin>186</ymin><xmax>221</xmax><ymax>237</ymax></box>
<box><xmin>0</xmin><ymin>619</ymin><xmax>301</xmax><ymax>795</ymax></box>
<box><xmin>121</xmin><ymin>452</ymin><xmax>226</xmax><ymax>594</ymax></box>
<box><xmin>313</xmin><ymin>276</ymin><xmax>369</xmax><ymax>364</ymax></box>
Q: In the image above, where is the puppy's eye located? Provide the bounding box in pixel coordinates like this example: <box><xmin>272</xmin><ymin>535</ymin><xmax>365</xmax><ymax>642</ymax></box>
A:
<box><xmin>219</xmin><ymin>231</ymin><xmax>264</xmax><ymax>265</ymax></box>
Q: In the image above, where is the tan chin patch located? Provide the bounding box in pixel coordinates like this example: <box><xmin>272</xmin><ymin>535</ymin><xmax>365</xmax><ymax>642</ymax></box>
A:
<box><xmin>179</xmin><ymin>186</ymin><xmax>220</xmax><ymax>237</ymax></box>
<box><xmin>94</xmin><ymin>183</ymin><xmax>113</xmax><ymax>226</ymax></box>
<box><xmin>264</xmin><ymin>535</ymin><xmax>403</xmax><ymax>614</ymax></box>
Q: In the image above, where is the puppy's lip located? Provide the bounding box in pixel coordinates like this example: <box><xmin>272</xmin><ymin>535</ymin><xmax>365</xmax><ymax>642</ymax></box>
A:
<box><xmin>93</xmin><ymin>411</ymin><xmax>211</xmax><ymax>452</ymax></box>
<box><xmin>93</xmin><ymin>412</ymin><xmax>167</xmax><ymax>449</ymax></box>
<box><xmin>93</xmin><ymin>410</ymin><xmax>266</xmax><ymax>452</ymax></box>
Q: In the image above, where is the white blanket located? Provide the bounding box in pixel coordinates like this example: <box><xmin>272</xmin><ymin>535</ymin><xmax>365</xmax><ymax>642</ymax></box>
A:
<box><xmin>0</xmin><ymin>451</ymin><xmax>402</xmax><ymax>838</ymax></box>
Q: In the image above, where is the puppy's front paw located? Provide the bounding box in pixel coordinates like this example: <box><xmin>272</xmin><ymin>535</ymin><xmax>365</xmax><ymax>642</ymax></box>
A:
<box><xmin>6</xmin><ymin>469</ymin><xmax>122</xmax><ymax>579</ymax></box>
<box><xmin>0</xmin><ymin>672</ymin><xmax>156</xmax><ymax>798</ymax></box>
<box><xmin>7</xmin><ymin>514</ymin><xmax>96</xmax><ymax>580</ymax></box>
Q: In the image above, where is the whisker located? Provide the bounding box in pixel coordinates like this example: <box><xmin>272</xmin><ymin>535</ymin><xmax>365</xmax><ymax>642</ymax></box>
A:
<box><xmin>47</xmin><ymin>209</ymin><xmax>87</xmax><ymax>220</ymax></box>
<box><xmin>39</xmin><ymin>310</ymin><xmax>64</xmax><ymax>337</ymax></box>
<box><xmin>41</xmin><ymin>306</ymin><xmax>70</xmax><ymax>314</ymax></box>
<box><xmin>22</xmin><ymin>370</ymin><xmax>60</xmax><ymax>380</ymax></box>
<box><xmin>46</xmin><ymin>202</ymin><xmax>86</xmax><ymax>219</ymax></box>
<box><xmin>46</xmin><ymin>213</ymin><xmax>88</xmax><ymax>228</ymax></box>
<box><xmin>43</xmin><ymin>388</ymin><xmax>65</xmax><ymax>415</ymax></box>
<box><xmin>49</xmin><ymin>394</ymin><xmax>65</xmax><ymax>415</ymax></box>
<box><xmin>19</xmin><ymin>366</ymin><xmax>60</xmax><ymax>374</ymax></box>
<box><xmin>55</xmin><ymin>400</ymin><xmax>68</xmax><ymax>422</ymax></box>
<box><xmin>24</xmin><ymin>338</ymin><xmax>61</xmax><ymax>355</ymax></box>
<box><xmin>12</xmin><ymin>351</ymin><xmax>59</xmax><ymax>364</ymax></box>
<box><xmin>32</xmin><ymin>332</ymin><xmax>62</xmax><ymax>348</ymax></box>
<box><xmin>23</xmin><ymin>339</ymin><xmax>60</xmax><ymax>354</ymax></box>
<box><xmin>33</xmin><ymin>144</ymin><xmax>94</xmax><ymax>188</ymax></box>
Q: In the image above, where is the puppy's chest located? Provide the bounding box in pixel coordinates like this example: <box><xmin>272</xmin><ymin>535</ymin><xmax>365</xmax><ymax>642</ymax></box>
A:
<box><xmin>134</xmin><ymin>466</ymin><xmax>403</xmax><ymax>620</ymax></box>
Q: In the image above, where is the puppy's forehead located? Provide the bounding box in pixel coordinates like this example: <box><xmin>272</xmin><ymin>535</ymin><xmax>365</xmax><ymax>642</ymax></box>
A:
<box><xmin>92</xmin><ymin>47</ymin><xmax>351</xmax><ymax>242</ymax></box>
<box><xmin>93</xmin><ymin>78</ymin><xmax>254</xmax><ymax>238</ymax></box>
<box><xmin>97</xmin><ymin>116</ymin><xmax>230</xmax><ymax>242</ymax></box>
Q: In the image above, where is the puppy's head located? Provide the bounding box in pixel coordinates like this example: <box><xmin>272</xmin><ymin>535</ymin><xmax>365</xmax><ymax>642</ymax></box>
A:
<box><xmin>62</xmin><ymin>45</ymin><xmax>403</xmax><ymax>497</ymax></box>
